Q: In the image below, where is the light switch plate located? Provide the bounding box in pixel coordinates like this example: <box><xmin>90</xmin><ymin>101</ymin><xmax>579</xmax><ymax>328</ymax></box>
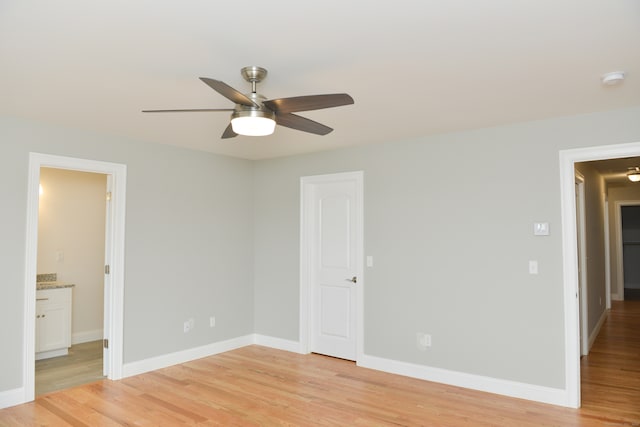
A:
<box><xmin>533</xmin><ymin>222</ymin><xmax>549</xmax><ymax>236</ymax></box>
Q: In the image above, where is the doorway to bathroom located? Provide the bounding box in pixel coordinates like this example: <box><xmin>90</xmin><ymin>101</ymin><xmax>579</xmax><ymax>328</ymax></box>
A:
<box><xmin>35</xmin><ymin>167</ymin><xmax>107</xmax><ymax>395</ymax></box>
<box><xmin>23</xmin><ymin>153</ymin><xmax>126</xmax><ymax>403</ymax></box>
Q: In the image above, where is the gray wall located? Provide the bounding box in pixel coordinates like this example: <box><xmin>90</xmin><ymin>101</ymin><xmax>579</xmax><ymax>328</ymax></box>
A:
<box><xmin>2</xmin><ymin>105</ymin><xmax>640</xmax><ymax>396</ymax></box>
<box><xmin>574</xmin><ymin>162</ymin><xmax>608</xmax><ymax>335</ymax></box>
<box><xmin>253</xmin><ymin>106</ymin><xmax>640</xmax><ymax>389</ymax></box>
<box><xmin>0</xmin><ymin>117</ymin><xmax>254</xmax><ymax>391</ymax></box>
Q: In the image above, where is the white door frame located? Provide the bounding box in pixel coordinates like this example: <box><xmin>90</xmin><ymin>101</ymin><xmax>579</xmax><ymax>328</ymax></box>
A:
<box><xmin>604</xmin><ymin>198</ymin><xmax>612</xmax><ymax>310</ymax></box>
<box><xmin>299</xmin><ymin>171</ymin><xmax>364</xmax><ymax>361</ymax></box>
<box><xmin>615</xmin><ymin>200</ymin><xmax>640</xmax><ymax>300</ymax></box>
<box><xmin>23</xmin><ymin>153</ymin><xmax>127</xmax><ymax>403</ymax></box>
<box><xmin>559</xmin><ymin>140</ymin><xmax>640</xmax><ymax>408</ymax></box>
<box><xmin>574</xmin><ymin>172</ymin><xmax>589</xmax><ymax>356</ymax></box>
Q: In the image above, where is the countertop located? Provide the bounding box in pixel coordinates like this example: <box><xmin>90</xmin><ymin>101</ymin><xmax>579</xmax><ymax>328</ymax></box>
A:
<box><xmin>36</xmin><ymin>281</ymin><xmax>75</xmax><ymax>290</ymax></box>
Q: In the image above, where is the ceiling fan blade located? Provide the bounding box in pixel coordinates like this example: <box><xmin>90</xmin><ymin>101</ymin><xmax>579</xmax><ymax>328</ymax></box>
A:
<box><xmin>276</xmin><ymin>113</ymin><xmax>333</xmax><ymax>136</ymax></box>
<box><xmin>221</xmin><ymin>123</ymin><xmax>237</xmax><ymax>139</ymax></box>
<box><xmin>142</xmin><ymin>108</ymin><xmax>233</xmax><ymax>113</ymax></box>
<box><xmin>263</xmin><ymin>94</ymin><xmax>354</xmax><ymax>114</ymax></box>
<box><xmin>200</xmin><ymin>77</ymin><xmax>257</xmax><ymax>107</ymax></box>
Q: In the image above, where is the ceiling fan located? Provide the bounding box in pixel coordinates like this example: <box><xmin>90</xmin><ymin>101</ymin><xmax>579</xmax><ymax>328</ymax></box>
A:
<box><xmin>142</xmin><ymin>66</ymin><xmax>354</xmax><ymax>139</ymax></box>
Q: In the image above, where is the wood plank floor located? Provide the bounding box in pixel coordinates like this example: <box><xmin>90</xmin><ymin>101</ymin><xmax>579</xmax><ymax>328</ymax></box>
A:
<box><xmin>1</xmin><ymin>302</ymin><xmax>639</xmax><ymax>426</ymax></box>
<box><xmin>36</xmin><ymin>340</ymin><xmax>104</xmax><ymax>396</ymax></box>
<box><xmin>580</xmin><ymin>300</ymin><xmax>640</xmax><ymax>422</ymax></box>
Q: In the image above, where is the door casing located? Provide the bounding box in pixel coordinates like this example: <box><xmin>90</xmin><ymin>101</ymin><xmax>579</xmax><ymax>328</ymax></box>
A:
<box><xmin>574</xmin><ymin>173</ymin><xmax>588</xmax><ymax>356</ymax></box>
<box><xmin>299</xmin><ymin>171</ymin><xmax>364</xmax><ymax>361</ymax></box>
<box><xmin>23</xmin><ymin>153</ymin><xmax>127</xmax><ymax>403</ymax></box>
<box><xmin>559</xmin><ymin>140</ymin><xmax>640</xmax><ymax>408</ymax></box>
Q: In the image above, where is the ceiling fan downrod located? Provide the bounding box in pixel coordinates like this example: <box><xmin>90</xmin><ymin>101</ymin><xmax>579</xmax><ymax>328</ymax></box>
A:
<box><xmin>240</xmin><ymin>66</ymin><xmax>268</xmax><ymax>94</ymax></box>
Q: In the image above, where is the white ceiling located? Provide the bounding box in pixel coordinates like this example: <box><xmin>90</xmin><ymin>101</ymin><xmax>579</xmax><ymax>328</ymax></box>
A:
<box><xmin>1</xmin><ymin>1</ymin><xmax>639</xmax><ymax>160</ymax></box>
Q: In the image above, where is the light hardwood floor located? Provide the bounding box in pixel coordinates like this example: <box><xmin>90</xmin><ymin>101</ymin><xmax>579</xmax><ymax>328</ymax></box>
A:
<box><xmin>1</xmin><ymin>302</ymin><xmax>639</xmax><ymax>426</ymax></box>
<box><xmin>36</xmin><ymin>340</ymin><xmax>104</xmax><ymax>396</ymax></box>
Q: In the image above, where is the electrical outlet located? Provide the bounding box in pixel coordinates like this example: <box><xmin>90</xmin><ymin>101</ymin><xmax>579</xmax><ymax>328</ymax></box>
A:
<box><xmin>184</xmin><ymin>317</ymin><xmax>195</xmax><ymax>333</ymax></box>
<box><xmin>416</xmin><ymin>332</ymin><xmax>431</xmax><ymax>350</ymax></box>
<box><xmin>209</xmin><ymin>316</ymin><xmax>216</xmax><ymax>327</ymax></box>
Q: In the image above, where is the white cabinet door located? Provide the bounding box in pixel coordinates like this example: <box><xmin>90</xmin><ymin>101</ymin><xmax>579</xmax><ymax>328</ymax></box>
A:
<box><xmin>36</xmin><ymin>288</ymin><xmax>72</xmax><ymax>356</ymax></box>
<box><xmin>38</xmin><ymin>303</ymin><xmax>70</xmax><ymax>352</ymax></box>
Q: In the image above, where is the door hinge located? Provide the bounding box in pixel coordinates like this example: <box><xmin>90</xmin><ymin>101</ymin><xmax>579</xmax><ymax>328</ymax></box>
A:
<box><xmin>106</xmin><ymin>191</ymin><xmax>112</xmax><ymax>201</ymax></box>
<box><xmin>103</xmin><ymin>338</ymin><xmax>109</xmax><ymax>349</ymax></box>
<box><xmin>105</xmin><ymin>265</ymin><xmax>110</xmax><ymax>275</ymax></box>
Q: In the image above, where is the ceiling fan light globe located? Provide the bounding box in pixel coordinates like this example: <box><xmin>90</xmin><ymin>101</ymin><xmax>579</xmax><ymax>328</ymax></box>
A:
<box><xmin>231</xmin><ymin>108</ymin><xmax>276</xmax><ymax>136</ymax></box>
<box><xmin>231</xmin><ymin>116</ymin><xmax>275</xmax><ymax>136</ymax></box>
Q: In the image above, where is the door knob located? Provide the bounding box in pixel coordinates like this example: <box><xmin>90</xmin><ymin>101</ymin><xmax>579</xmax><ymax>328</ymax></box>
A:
<box><xmin>346</xmin><ymin>276</ymin><xmax>357</xmax><ymax>284</ymax></box>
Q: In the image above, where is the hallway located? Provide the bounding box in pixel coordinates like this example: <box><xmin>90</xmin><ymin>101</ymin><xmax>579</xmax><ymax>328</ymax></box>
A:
<box><xmin>580</xmin><ymin>300</ymin><xmax>640</xmax><ymax>421</ymax></box>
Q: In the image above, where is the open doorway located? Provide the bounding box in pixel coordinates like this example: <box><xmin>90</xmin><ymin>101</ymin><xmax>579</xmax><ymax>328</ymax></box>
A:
<box><xmin>35</xmin><ymin>168</ymin><xmax>107</xmax><ymax>395</ymax></box>
<box><xmin>22</xmin><ymin>153</ymin><xmax>126</xmax><ymax>404</ymax></box>
<box><xmin>619</xmin><ymin>205</ymin><xmax>640</xmax><ymax>300</ymax></box>
<box><xmin>560</xmin><ymin>141</ymin><xmax>640</xmax><ymax>408</ymax></box>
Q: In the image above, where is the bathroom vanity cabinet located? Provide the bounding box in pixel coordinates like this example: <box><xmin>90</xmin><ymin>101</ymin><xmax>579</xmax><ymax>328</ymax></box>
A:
<box><xmin>35</xmin><ymin>286</ymin><xmax>73</xmax><ymax>360</ymax></box>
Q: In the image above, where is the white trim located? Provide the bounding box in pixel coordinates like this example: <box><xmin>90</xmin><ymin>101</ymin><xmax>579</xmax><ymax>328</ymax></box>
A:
<box><xmin>610</xmin><ymin>201</ymin><xmax>622</xmax><ymax>303</ymax></box>
<box><xmin>23</xmin><ymin>153</ymin><xmax>127</xmax><ymax>405</ymax></box>
<box><xmin>604</xmin><ymin>199</ymin><xmax>612</xmax><ymax>309</ymax></box>
<box><xmin>35</xmin><ymin>348</ymin><xmax>68</xmax><ymax>360</ymax></box>
<box><xmin>299</xmin><ymin>171</ymin><xmax>364</xmax><ymax>361</ymax></box>
<box><xmin>588</xmin><ymin>309</ymin><xmax>608</xmax><ymax>351</ymax></box>
<box><xmin>574</xmin><ymin>172</ymin><xmax>589</xmax><ymax>356</ymax></box>
<box><xmin>0</xmin><ymin>388</ymin><xmax>25</xmax><ymax>410</ymax></box>
<box><xmin>559</xmin><ymin>140</ymin><xmax>640</xmax><ymax>409</ymax></box>
<box><xmin>254</xmin><ymin>334</ymin><xmax>304</xmax><ymax>354</ymax></box>
<box><xmin>121</xmin><ymin>333</ymin><xmax>573</xmax><ymax>408</ymax></box>
<box><xmin>122</xmin><ymin>335</ymin><xmax>253</xmax><ymax>378</ymax></box>
<box><xmin>3</xmin><ymin>332</ymin><xmax>582</xmax><ymax>410</ymax></box>
<box><xmin>72</xmin><ymin>329</ymin><xmax>104</xmax><ymax>345</ymax></box>
<box><xmin>358</xmin><ymin>354</ymin><xmax>569</xmax><ymax>407</ymax></box>
<box><xmin>615</xmin><ymin>200</ymin><xmax>640</xmax><ymax>300</ymax></box>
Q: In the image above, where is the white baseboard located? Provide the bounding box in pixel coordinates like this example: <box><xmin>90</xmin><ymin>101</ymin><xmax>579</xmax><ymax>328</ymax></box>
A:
<box><xmin>588</xmin><ymin>309</ymin><xmax>609</xmax><ymax>352</ymax></box>
<box><xmin>120</xmin><ymin>334</ymin><xmax>570</xmax><ymax>407</ymax></box>
<box><xmin>357</xmin><ymin>354</ymin><xmax>570</xmax><ymax>407</ymax></box>
<box><xmin>122</xmin><ymin>335</ymin><xmax>253</xmax><ymax>378</ymax></box>
<box><xmin>0</xmin><ymin>387</ymin><xmax>25</xmax><ymax>410</ymax></box>
<box><xmin>254</xmin><ymin>334</ymin><xmax>304</xmax><ymax>353</ymax></box>
<box><xmin>122</xmin><ymin>334</ymin><xmax>300</xmax><ymax>379</ymax></box>
<box><xmin>2</xmin><ymin>333</ymin><xmax>571</xmax><ymax>410</ymax></box>
<box><xmin>35</xmin><ymin>348</ymin><xmax>68</xmax><ymax>360</ymax></box>
<box><xmin>72</xmin><ymin>329</ymin><xmax>103</xmax><ymax>345</ymax></box>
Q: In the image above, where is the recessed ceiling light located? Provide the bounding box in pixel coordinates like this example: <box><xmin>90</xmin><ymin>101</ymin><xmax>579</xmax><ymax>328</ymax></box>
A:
<box><xmin>601</xmin><ymin>71</ymin><xmax>625</xmax><ymax>86</ymax></box>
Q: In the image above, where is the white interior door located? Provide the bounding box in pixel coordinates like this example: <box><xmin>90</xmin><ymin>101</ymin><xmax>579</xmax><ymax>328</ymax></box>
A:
<box><xmin>305</xmin><ymin>173</ymin><xmax>362</xmax><ymax>361</ymax></box>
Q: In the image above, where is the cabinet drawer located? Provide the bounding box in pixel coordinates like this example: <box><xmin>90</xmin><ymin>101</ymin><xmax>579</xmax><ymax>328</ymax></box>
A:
<box><xmin>36</xmin><ymin>287</ymin><xmax>72</xmax><ymax>304</ymax></box>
